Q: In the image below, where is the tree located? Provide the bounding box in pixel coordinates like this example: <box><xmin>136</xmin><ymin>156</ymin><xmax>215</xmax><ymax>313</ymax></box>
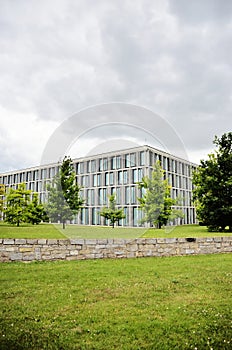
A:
<box><xmin>138</xmin><ymin>161</ymin><xmax>183</xmax><ymax>228</ymax></box>
<box><xmin>46</xmin><ymin>156</ymin><xmax>84</xmax><ymax>229</ymax></box>
<box><xmin>26</xmin><ymin>193</ymin><xmax>49</xmax><ymax>225</ymax></box>
<box><xmin>60</xmin><ymin>156</ymin><xmax>84</xmax><ymax>212</ymax></box>
<box><xmin>193</xmin><ymin>133</ymin><xmax>232</xmax><ymax>232</ymax></box>
<box><xmin>100</xmin><ymin>193</ymin><xmax>125</xmax><ymax>228</ymax></box>
<box><xmin>4</xmin><ymin>183</ymin><xmax>32</xmax><ymax>226</ymax></box>
<box><xmin>4</xmin><ymin>184</ymin><xmax>47</xmax><ymax>226</ymax></box>
<box><xmin>0</xmin><ymin>184</ymin><xmax>5</xmax><ymax>217</ymax></box>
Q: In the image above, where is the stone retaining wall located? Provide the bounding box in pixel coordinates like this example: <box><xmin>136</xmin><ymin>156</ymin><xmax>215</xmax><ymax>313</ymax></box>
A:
<box><xmin>0</xmin><ymin>237</ymin><xmax>232</xmax><ymax>262</ymax></box>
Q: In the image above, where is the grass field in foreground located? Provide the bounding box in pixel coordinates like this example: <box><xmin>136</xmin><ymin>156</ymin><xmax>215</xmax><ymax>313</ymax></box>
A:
<box><xmin>0</xmin><ymin>254</ymin><xmax>231</xmax><ymax>349</ymax></box>
<box><xmin>0</xmin><ymin>222</ymin><xmax>232</xmax><ymax>239</ymax></box>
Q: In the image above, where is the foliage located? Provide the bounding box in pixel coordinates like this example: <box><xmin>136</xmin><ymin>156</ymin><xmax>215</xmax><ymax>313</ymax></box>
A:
<box><xmin>0</xmin><ymin>255</ymin><xmax>231</xmax><ymax>349</ymax></box>
<box><xmin>4</xmin><ymin>184</ymin><xmax>47</xmax><ymax>227</ymax></box>
<box><xmin>60</xmin><ymin>156</ymin><xmax>84</xmax><ymax>212</ymax></box>
<box><xmin>138</xmin><ymin>161</ymin><xmax>183</xmax><ymax>228</ymax></box>
<box><xmin>100</xmin><ymin>193</ymin><xmax>125</xmax><ymax>228</ymax></box>
<box><xmin>26</xmin><ymin>193</ymin><xmax>49</xmax><ymax>225</ymax></box>
<box><xmin>46</xmin><ymin>156</ymin><xmax>84</xmax><ymax>229</ymax></box>
<box><xmin>4</xmin><ymin>183</ymin><xmax>32</xmax><ymax>226</ymax></box>
<box><xmin>193</xmin><ymin>133</ymin><xmax>232</xmax><ymax>232</ymax></box>
<box><xmin>0</xmin><ymin>184</ymin><xmax>5</xmax><ymax>214</ymax></box>
<box><xmin>46</xmin><ymin>173</ymin><xmax>74</xmax><ymax>228</ymax></box>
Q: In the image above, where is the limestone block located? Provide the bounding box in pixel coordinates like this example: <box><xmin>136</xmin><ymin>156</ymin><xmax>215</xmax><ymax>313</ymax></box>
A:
<box><xmin>70</xmin><ymin>239</ymin><xmax>84</xmax><ymax>245</ymax></box>
<box><xmin>26</xmin><ymin>239</ymin><xmax>38</xmax><ymax>244</ymax></box>
<box><xmin>186</xmin><ymin>249</ymin><xmax>195</xmax><ymax>254</ymax></box>
<box><xmin>15</xmin><ymin>239</ymin><xmax>27</xmax><ymax>244</ymax></box>
<box><xmin>38</xmin><ymin>239</ymin><xmax>47</xmax><ymax>245</ymax></box>
<box><xmin>3</xmin><ymin>239</ymin><xmax>14</xmax><ymax>245</ymax></box>
<box><xmin>19</xmin><ymin>247</ymin><xmax>35</xmax><ymax>253</ymax></box>
<box><xmin>10</xmin><ymin>252</ymin><xmax>23</xmax><ymax>261</ymax></box>
<box><xmin>23</xmin><ymin>254</ymin><xmax>35</xmax><ymax>261</ymax></box>
<box><xmin>47</xmin><ymin>239</ymin><xmax>58</xmax><ymax>245</ymax></box>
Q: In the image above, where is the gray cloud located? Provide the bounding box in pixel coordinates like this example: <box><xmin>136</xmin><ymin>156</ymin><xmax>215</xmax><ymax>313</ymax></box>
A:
<box><xmin>0</xmin><ymin>0</ymin><xmax>231</xmax><ymax>172</ymax></box>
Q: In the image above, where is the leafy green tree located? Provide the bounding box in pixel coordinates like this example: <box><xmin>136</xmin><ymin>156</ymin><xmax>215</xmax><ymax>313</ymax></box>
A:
<box><xmin>4</xmin><ymin>183</ymin><xmax>31</xmax><ymax>226</ymax></box>
<box><xmin>138</xmin><ymin>161</ymin><xmax>183</xmax><ymax>228</ymax></box>
<box><xmin>193</xmin><ymin>132</ymin><xmax>232</xmax><ymax>232</ymax></box>
<box><xmin>46</xmin><ymin>156</ymin><xmax>84</xmax><ymax>229</ymax></box>
<box><xmin>26</xmin><ymin>193</ymin><xmax>49</xmax><ymax>225</ymax></box>
<box><xmin>60</xmin><ymin>156</ymin><xmax>84</xmax><ymax>212</ymax></box>
<box><xmin>100</xmin><ymin>193</ymin><xmax>125</xmax><ymax>228</ymax></box>
<box><xmin>0</xmin><ymin>184</ymin><xmax>5</xmax><ymax>217</ymax></box>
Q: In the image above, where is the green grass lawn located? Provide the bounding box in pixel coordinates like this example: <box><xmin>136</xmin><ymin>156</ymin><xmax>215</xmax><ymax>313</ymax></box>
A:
<box><xmin>0</xmin><ymin>222</ymin><xmax>232</xmax><ymax>239</ymax></box>
<box><xmin>0</xmin><ymin>255</ymin><xmax>231</xmax><ymax>349</ymax></box>
<box><xmin>0</xmin><ymin>222</ymin><xmax>65</xmax><ymax>239</ymax></box>
<box><xmin>142</xmin><ymin>224</ymin><xmax>232</xmax><ymax>238</ymax></box>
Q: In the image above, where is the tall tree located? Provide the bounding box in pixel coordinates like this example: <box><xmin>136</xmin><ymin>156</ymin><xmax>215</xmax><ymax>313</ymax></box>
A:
<box><xmin>46</xmin><ymin>156</ymin><xmax>84</xmax><ymax>229</ymax></box>
<box><xmin>193</xmin><ymin>132</ymin><xmax>232</xmax><ymax>232</ymax></box>
<box><xmin>60</xmin><ymin>156</ymin><xmax>84</xmax><ymax>212</ymax></box>
<box><xmin>138</xmin><ymin>161</ymin><xmax>183</xmax><ymax>228</ymax></box>
<box><xmin>4</xmin><ymin>183</ymin><xmax>31</xmax><ymax>226</ymax></box>
<box><xmin>0</xmin><ymin>184</ymin><xmax>5</xmax><ymax>216</ymax></box>
<box><xmin>100</xmin><ymin>193</ymin><xmax>125</xmax><ymax>228</ymax></box>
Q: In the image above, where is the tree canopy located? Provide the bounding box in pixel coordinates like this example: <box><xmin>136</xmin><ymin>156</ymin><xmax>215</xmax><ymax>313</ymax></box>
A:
<box><xmin>46</xmin><ymin>156</ymin><xmax>84</xmax><ymax>228</ymax></box>
<box><xmin>138</xmin><ymin>161</ymin><xmax>183</xmax><ymax>228</ymax></box>
<box><xmin>0</xmin><ymin>184</ymin><xmax>5</xmax><ymax>214</ymax></box>
<box><xmin>100</xmin><ymin>193</ymin><xmax>125</xmax><ymax>228</ymax></box>
<box><xmin>193</xmin><ymin>132</ymin><xmax>232</xmax><ymax>232</ymax></box>
<box><xmin>4</xmin><ymin>183</ymin><xmax>47</xmax><ymax>226</ymax></box>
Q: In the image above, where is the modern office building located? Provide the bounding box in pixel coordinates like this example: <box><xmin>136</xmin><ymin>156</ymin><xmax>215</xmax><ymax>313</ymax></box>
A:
<box><xmin>0</xmin><ymin>145</ymin><xmax>197</xmax><ymax>226</ymax></box>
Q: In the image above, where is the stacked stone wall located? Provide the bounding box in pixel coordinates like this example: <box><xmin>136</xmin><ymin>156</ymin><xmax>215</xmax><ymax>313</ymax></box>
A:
<box><xmin>0</xmin><ymin>237</ymin><xmax>231</xmax><ymax>262</ymax></box>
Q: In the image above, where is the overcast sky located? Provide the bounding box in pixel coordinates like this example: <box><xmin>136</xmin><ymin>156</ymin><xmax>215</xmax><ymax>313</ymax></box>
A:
<box><xmin>0</xmin><ymin>0</ymin><xmax>232</xmax><ymax>173</ymax></box>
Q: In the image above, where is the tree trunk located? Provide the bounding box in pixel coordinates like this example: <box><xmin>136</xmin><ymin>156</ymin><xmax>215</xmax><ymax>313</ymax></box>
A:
<box><xmin>62</xmin><ymin>220</ymin><xmax>66</xmax><ymax>229</ymax></box>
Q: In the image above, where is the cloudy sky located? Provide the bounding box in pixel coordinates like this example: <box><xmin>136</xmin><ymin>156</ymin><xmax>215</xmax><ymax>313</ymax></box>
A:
<box><xmin>0</xmin><ymin>0</ymin><xmax>232</xmax><ymax>173</ymax></box>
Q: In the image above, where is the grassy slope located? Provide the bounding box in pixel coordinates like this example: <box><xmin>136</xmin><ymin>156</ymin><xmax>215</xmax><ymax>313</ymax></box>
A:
<box><xmin>0</xmin><ymin>222</ymin><xmax>232</xmax><ymax>239</ymax></box>
<box><xmin>0</xmin><ymin>255</ymin><xmax>231</xmax><ymax>349</ymax></box>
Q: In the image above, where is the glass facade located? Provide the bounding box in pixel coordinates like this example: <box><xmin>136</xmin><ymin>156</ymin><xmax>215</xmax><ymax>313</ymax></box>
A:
<box><xmin>0</xmin><ymin>145</ymin><xmax>197</xmax><ymax>227</ymax></box>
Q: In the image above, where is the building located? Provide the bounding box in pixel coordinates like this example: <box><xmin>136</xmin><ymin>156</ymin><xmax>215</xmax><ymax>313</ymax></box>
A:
<box><xmin>0</xmin><ymin>145</ymin><xmax>197</xmax><ymax>226</ymax></box>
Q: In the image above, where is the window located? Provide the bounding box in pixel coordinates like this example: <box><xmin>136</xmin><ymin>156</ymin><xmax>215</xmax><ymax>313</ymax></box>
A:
<box><xmin>82</xmin><ymin>175</ymin><xmax>89</xmax><ymax>187</ymax></box>
<box><xmin>109</xmin><ymin>172</ymin><xmax>114</xmax><ymax>185</ymax></box>
<box><xmin>125</xmin><ymin>187</ymin><xmax>130</xmax><ymax>204</ymax></box>
<box><xmin>132</xmin><ymin>169</ymin><xmax>138</xmax><ymax>183</ymax></box>
<box><xmin>26</xmin><ymin>172</ymin><xmax>31</xmax><ymax>182</ymax></box>
<box><xmin>116</xmin><ymin>187</ymin><xmax>121</xmax><ymax>204</ymax></box>
<box><xmin>125</xmin><ymin>153</ymin><xmax>135</xmax><ymax>167</ymax></box>
<box><xmin>100</xmin><ymin>158</ymin><xmax>108</xmax><ymax>171</ymax></box>
<box><xmin>130</xmin><ymin>153</ymin><xmax>135</xmax><ymax>166</ymax></box>
<box><xmin>77</xmin><ymin>162</ymin><xmax>84</xmax><ymax>174</ymax></box>
<box><xmin>87</xmin><ymin>190</ymin><xmax>94</xmax><ymax>205</ymax></box>
<box><xmin>81</xmin><ymin>208</ymin><xmax>89</xmax><ymax>225</ymax></box>
<box><xmin>99</xmin><ymin>188</ymin><xmax>107</xmax><ymax>205</ymax></box>
<box><xmin>97</xmin><ymin>174</ymin><xmax>101</xmax><ymax>186</ymax></box>
<box><xmin>124</xmin><ymin>207</ymin><xmax>128</xmax><ymax>226</ymax></box>
<box><xmin>116</xmin><ymin>156</ymin><xmax>121</xmax><ymax>169</ymax></box>
<box><xmin>92</xmin><ymin>208</ymin><xmax>100</xmax><ymax>225</ymax></box>
<box><xmin>123</xmin><ymin>171</ymin><xmax>128</xmax><ymax>184</ymax></box>
<box><xmin>111</xmin><ymin>157</ymin><xmax>116</xmax><ymax>170</ymax></box>
<box><xmin>138</xmin><ymin>168</ymin><xmax>143</xmax><ymax>182</ymax></box>
<box><xmin>125</xmin><ymin>154</ymin><xmax>130</xmax><ymax>167</ymax></box>
<box><xmin>118</xmin><ymin>171</ymin><xmax>123</xmax><ymax>185</ymax></box>
<box><xmin>91</xmin><ymin>160</ymin><xmax>96</xmax><ymax>173</ymax></box>
<box><xmin>13</xmin><ymin>174</ymin><xmax>18</xmax><ymax>183</ymax></box>
<box><xmin>87</xmin><ymin>161</ymin><xmax>91</xmax><ymax>173</ymax></box>
<box><xmin>93</xmin><ymin>174</ymin><xmax>97</xmax><ymax>187</ymax></box>
<box><xmin>105</xmin><ymin>173</ymin><xmax>109</xmax><ymax>186</ymax></box>
<box><xmin>131</xmin><ymin>186</ymin><xmax>136</xmax><ymax>204</ymax></box>
<box><xmin>140</xmin><ymin>151</ymin><xmax>145</xmax><ymax>166</ymax></box>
